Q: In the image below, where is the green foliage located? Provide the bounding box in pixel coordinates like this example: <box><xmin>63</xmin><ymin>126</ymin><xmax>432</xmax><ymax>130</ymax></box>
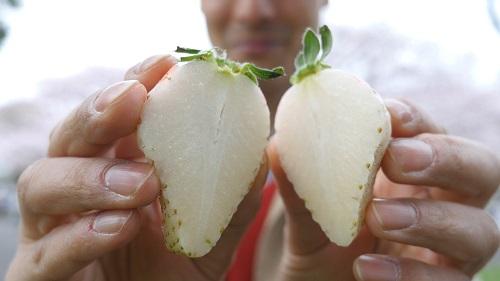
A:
<box><xmin>175</xmin><ymin>46</ymin><xmax>285</xmax><ymax>85</ymax></box>
<box><xmin>320</xmin><ymin>25</ymin><xmax>333</xmax><ymax>60</ymax></box>
<box><xmin>175</xmin><ymin>46</ymin><xmax>202</xmax><ymax>55</ymax></box>
<box><xmin>290</xmin><ymin>25</ymin><xmax>334</xmax><ymax>84</ymax></box>
<box><xmin>303</xmin><ymin>29</ymin><xmax>320</xmax><ymax>65</ymax></box>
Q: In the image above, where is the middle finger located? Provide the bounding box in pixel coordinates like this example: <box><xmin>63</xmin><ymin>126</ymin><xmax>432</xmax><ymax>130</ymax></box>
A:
<box><xmin>365</xmin><ymin>198</ymin><xmax>500</xmax><ymax>274</ymax></box>
<box><xmin>382</xmin><ymin>133</ymin><xmax>500</xmax><ymax>206</ymax></box>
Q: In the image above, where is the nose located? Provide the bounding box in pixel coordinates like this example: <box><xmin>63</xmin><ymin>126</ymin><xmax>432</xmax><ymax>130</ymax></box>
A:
<box><xmin>232</xmin><ymin>0</ymin><xmax>276</xmax><ymax>24</ymax></box>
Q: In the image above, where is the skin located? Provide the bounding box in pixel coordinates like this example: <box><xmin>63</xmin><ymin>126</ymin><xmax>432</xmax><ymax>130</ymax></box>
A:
<box><xmin>7</xmin><ymin>0</ymin><xmax>500</xmax><ymax>280</ymax></box>
<box><xmin>208</xmin><ymin>0</ymin><xmax>500</xmax><ymax>280</ymax></box>
<box><xmin>7</xmin><ymin>59</ymin><xmax>269</xmax><ymax>281</ymax></box>
<box><xmin>202</xmin><ymin>0</ymin><xmax>326</xmax><ymax>125</ymax></box>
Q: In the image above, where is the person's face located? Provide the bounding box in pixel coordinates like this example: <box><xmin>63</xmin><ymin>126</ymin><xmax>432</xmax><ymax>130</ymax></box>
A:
<box><xmin>202</xmin><ymin>0</ymin><xmax>327</xmax><ymax>74</ymax></box>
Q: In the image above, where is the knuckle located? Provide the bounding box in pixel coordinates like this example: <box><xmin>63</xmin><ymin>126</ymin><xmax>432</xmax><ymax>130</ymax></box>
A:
<box><xmin>17</xmin><ymin>159</ymin><xmax>44</xmax><ymax>206</ymax></box>
<box><xmin>73</xmin><ymin>96</ymin><xmax>96</xmax><ymax>131</ymax></box>
<box><xmin>416</xmin><ymin>133</ymin><xmax>453</xmax><ymax>149</ymax></box>
<box><xmin>438</xmin><ymin>124</ymin><xmax>448</xmax><ymax>134</ymax></box>
<box><xmin>459</xmin><ymin>211</ymin><xmax>500</xmax><ymax>269</ymax></box>
<box><xmin>66</xmin><ymin>230</ymin><xmax>93</xmax><ymax>266</ymax></box>
<box><xmin>422</xmin><ymin>135</ymin><xmax>500</xmax><ymax>197</ymax></box>
<box><xmin>398</xmin><ymin>98</ymin><xmax>424</xmax><ymax>120</ymax></box>
<box><xmin>48</xmin><ymin>122</ymin><xmax>64</xmax><ymax>156</ymax></box>
<box><xmin>417</xmin><ymin>135</ymin><xmax>466</xmax><ymax>180</ymax></box>
<box><xmin>48</xmin><ymin>94</ymin><xmax>98</xmax><ymax>157</ymax></box>
<box><xmin>493</xmin><ymin>153</ymin><xmax>500</xmax><ymax>188</ymax></box>
<box><xmin>48</xmin><ymin>120</ymin><xmax>62</xmax><ymax>143</ymax></box>
<box><xmin>124</xmin><ymin>62</ymin><xmax>142</xmax><ymax>79</ymax></box>
<box><xmin>66</xmin><ymin>93</ymin><xmax>100</xmax><ymax>146</ymax></box>
<box><xmin>12</xmin><ymin>242</ymin><xmax>50</xmax><ymax>280</ymax></box>
<box><xmin>395</xmin><ymin>97</ymin><xmax>415</xmax><ymax>110</ymax></box>
<box><xmin>483</xmin><ymin>212</ymin><xmax>500</xmax><ymax>256</ymax></box>
<box><xmin>30</xmin><ymin>242</ymin><xmax>47</xmax><ymax>276</ymax></box>
<box><xmin>411</xmin><ymin>201</ymin><xmax>464</xmax><ymax>245</ymax></box>
<box><xmin>79</xmin><ymin>95</ymin><xmax>99</xmax><ymax>138</ymax></box>
<box><xmin>64</xmin><ymin>159</ymin><xmax>111</xmax><ymax>205</ymax></box>
<box><xmin>416</xmin><ymin>201</ymin><xmax>451</xmax><ymax>233</ymax></box>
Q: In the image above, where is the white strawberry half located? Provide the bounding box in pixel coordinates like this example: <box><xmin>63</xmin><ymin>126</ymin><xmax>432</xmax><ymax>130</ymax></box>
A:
<box><xmin>274</xmin><ymin>26</ymin><xmax>391</xmax><ymax>246</ymax></box>
<box><xmin>138</xmin><ymin>49</ymin><xmax>283</xmax><ymax>257</ymax></box>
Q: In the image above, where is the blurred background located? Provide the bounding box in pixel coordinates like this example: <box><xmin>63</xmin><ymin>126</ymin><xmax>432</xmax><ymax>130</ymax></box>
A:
<box><xmin>0</xmin><ymin>0</ymin><xmax>499</xmax><ymax>279</ymax></box>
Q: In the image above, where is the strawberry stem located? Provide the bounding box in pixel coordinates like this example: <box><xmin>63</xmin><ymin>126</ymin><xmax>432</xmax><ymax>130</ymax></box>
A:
<box><xmin>175</xmin><ymin>46</ymin><xmax>285</xmax><ymax>85</ymax></box>
<box><xmin>291</xmin><ymin>25</ymin><xmax>333</xmax><ymax>85</ymax></box>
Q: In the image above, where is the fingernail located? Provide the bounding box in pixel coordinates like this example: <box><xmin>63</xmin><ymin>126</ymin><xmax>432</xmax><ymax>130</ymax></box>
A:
<box><xmin>105</xmin><ymin>162</ymin><xmax>153</xmax><ymax>196</ymax></box>
<box><xmin>94</xmin><ymin>80</ymin><xmax>139</xmax><ymax>112</ymax></box>
<box><xmin>354</xmin><ymin>255</ymin><xmax>400</xmax><ymax>281</ymax></box>
<box><xmin>385</xmin><ymin>99</ymin><xmax>413</xmax><ymax>124</ymax></box>
<box><xmin>135</xmin><ymin>55</ymin><xmax>167</xmax><ymax>74</ymax></box>
<box><xmin>389</xmin><ymin>139</ymin><xmax>433</xmax><ymax>173</ymax></box>
<box><xmin>372</xmin><ymin>199</ymin><xmax>417</xmax><ymax>230</ymax></box>
<box><xmin>92</xmin><ymin>210</ymin><xmax>132</xmax><ymax>234</ymax></box>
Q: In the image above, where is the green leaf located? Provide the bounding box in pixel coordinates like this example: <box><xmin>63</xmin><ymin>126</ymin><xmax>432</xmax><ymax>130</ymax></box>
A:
<box><xmin>215</xmin><ymin>57</ymin><xmax>226</xmax><ymax>67</ymax></box>
<box><xmin>303</xmin><ymin>29</ymin><xmax>320</xmax><ymax>64</ymax></box>
<box><xmin>290</xmin><ymin>25</ymin><xmax>334</xmax><ymax>85</ymax></box>
<box><xmin>294</xmin><ymin>51</ymin><xmax>305</xmax><ymax>69</ymax></box>
<box><xmin>227</xmin><ymin>60</ymin><xmax>240</xmax><ymax>73</ymax></box>
<box><xmin>179</xmin><ymin>54</ymin><xmax>205</xmax><ymax>62</ymax></box>
<box><xmin>175</xmin><ymin>46</ymin><xmax>202</xmax><ymax>54</ymax></box>
<box><xmin>174</xmin><ymin>45</ymin><xmax>283</xmax><ymax>85</ymax></box>
<box><xmin>248</xmin><ymin>64</ymin><xmax>285</xmax><ymax>79</ymax></box>
<box><xmin>244</xmin><ymin>71</ymin><xmax>258</xmax><ymax>84</ymax></box>
<box><xmin>320</xmin><ymin>25</ymin><xmax>333</xmax><ymax>60</ymax></box>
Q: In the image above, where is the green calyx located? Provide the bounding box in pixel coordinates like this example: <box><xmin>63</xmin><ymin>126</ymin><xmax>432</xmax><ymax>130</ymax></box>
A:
<box><xmin>290</xmin><ymin>25</ymin><xmax>333</xmax><ymax>84</ymax></box>
<box><xmin>175</xmin><ymin>46</ymin><xmax>285</xmax><ymax>85</ymax></box>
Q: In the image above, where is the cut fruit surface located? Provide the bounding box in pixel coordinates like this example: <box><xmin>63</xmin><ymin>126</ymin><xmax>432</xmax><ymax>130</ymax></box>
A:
<box><xmin>274</xmin><ymin>25</ymin><xmax>391</xmax><ymax>247</ymax></box>
<box><xmin>275</xmin><ymin>68</ymin><xmax>391</xmax><ymax>246</ymax></box>
<box><xmin>138</xmin><ymin>60</ymin><xmax>271</xmax><ymax>257</ymax></box>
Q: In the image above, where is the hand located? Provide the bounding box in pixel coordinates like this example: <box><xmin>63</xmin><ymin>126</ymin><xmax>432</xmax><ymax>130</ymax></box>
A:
<box><xmin>6</xmin><ymin>55</ymin><xmax>268</xmax><ymax>281</ymax></box>
<box><xmin>268</xmin><ymin>98</ymin><xmax>500</xmax><ymax>281</ymax></box>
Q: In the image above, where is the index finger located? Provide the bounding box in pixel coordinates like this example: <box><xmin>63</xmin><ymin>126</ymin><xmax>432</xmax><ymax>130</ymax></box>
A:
<box><xmin>49</xmin><ymin>55</ymin><xmax>176</xmax><ymax>157</ymax></box>
<box><xmin>385</xmin><ymin>98</ymin><xmax>447</xmax><ymax>137</ymax></box>
<box><xmin>124</xmin><ymin>54</ymin><xmax>177</xmax><ymax>91</ymax></box>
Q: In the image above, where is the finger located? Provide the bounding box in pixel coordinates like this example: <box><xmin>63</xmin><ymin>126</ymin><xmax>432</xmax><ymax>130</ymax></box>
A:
<box><xmin>49</xmin><ymin>54</ymin><xmax>177</xmax><ymax>158</ymax></box>
<box><xmin>112</xmin><ymin>55</ymin><xmax>178</xmax><ymax>160</ymax></box>
<box><xmin>113</xmin><ymin>132</ymin><xmax>145</xmax><ymax>160</ymax></box>
<box><xmin>194</xmin><ymin>156</ymin><xmax>269</xmax><ymax>280</ymax></box>
<box><xmin>382</xmin><ymin>134</ymin><xmax>500</xmax><ymax>203</ymax></box>
<box><xmin>10</xmin><ymin>210</ymin><xmax>140</xmax><ymax>280</ymax></box>
<box><xmin>267</xmin><ymin>138</ymin><xmax>330</xmax><ymax>255</ymax></box>
<box><xmin>385</xmin><ymin>98</ymin><xmax>447</xmax><ymax>137</ymax></box>
<box><xmin>48</xmin><ymin>80</ymin><xmax>147</xmax><ymax>157</ymax></box>
<box><xmin>354</xmin><ymin>254</ymin><xmax>470</xmax><ymax>281</ymax></box>
<box><xmin>124</xmin><ymin>54</ymin><xmax>177</xmax><ymax>91</ymax></box>
<box><xmin>17</xmin><ymin>158</ymin><xmax>159</xmax><ymax>236</ymax></box>
<box><xmin>366</xmin><ymin>198</ymin><xmax>500</xmax><ymax>274</ymax></box>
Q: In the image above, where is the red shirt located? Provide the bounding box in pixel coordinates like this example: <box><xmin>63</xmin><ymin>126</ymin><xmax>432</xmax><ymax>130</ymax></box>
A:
<box><xmin>226</xmin><ymin>179</ymin><xmax>277</xmax><ymax>281</ymax></box>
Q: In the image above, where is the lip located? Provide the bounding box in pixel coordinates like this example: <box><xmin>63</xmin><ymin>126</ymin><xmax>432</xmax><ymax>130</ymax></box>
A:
<box><xmin>231</xmin><ymin>39</ymin><xmax>281</xmax><ymax>56</ymax></box>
